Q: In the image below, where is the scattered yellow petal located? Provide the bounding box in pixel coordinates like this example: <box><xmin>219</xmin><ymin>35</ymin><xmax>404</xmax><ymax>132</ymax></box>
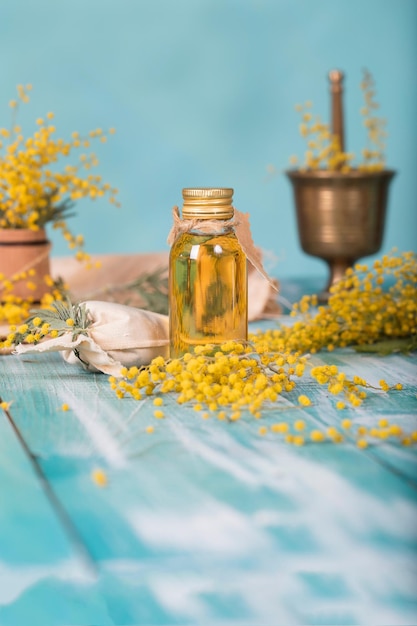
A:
<box><xmin>91</xmin><ymin>468</ymin><xmax>108</xmax><ymax>487</ymax></box>
<box><xmin>388</xmin><ymin>424</ymin><xmax>402</xmax><ymax>436</ymax></box>
<box><xmin>293</xmin><ymin>435</ymin><xmax>305</xmax><ymax>446</ymax></box>
<box><xmin>357</xmin><ymin>438</ymin><xmax>369</xmax><ymax>449</ymax></box>
<box><xmin>310</xmin><ymin>430</ymin><xmax>325</xmax><ymax>442</ymax></box>
<box><xmin>271</xmin><ymin>422</ymin><xmax>289</xmax><ymax>433</ymax></box>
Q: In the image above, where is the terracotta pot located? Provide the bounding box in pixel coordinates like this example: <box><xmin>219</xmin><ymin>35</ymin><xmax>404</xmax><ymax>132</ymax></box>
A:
<box><xmin>0</xmin><ymin>228</ymin><xmax>51</xmax><ymax>301</ymax></box>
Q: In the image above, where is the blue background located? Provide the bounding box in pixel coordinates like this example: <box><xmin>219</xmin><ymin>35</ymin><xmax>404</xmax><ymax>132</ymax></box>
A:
<box><xmin>1</xmin><ymin>0</ymin><xmax>416</xmax><ymax>279</ymax></box>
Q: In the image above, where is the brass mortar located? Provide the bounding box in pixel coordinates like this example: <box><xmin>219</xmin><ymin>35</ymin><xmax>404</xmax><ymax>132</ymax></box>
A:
<box><xmin>286</xmin><ymin>69</ymin><xmax>396</xmax><ymax>301</ymax></box>
<box><xmin>286</xmin><ymin>168</ymin><xmax>395</xmax><ymax>300</ymax></box>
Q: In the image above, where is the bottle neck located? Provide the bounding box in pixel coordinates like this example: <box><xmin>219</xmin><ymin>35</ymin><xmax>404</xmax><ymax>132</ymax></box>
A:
<box><xmin>167</xmin><ymin>206</ymin><xmax>236</xmax><ymax>247</ymax></box>
<box><xmin>185</xmin><ymin>218</ymin><xmax>235</xmax><ymax>237</ymax></box>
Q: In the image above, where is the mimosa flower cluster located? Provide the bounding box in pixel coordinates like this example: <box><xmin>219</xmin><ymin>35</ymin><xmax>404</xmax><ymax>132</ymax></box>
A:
<box><xmin>0</xmin><ymin>84</ymin><xmax>118</xmax><ymax>328</ymax></box>
<box><xmin>0</xmin><ymin>84</ymin><xmax>119</xmax><ymax>261</ymax></box>
<box><xmin>110</xmin><ymin>344</ymin><xmax>402</xmax><ymax>411</ymax></box>
<box><xmin>0</xmin><ymin>272</ymin><xmax>67</xmax><ymax>329</ymax></box>
<box><xmin>108</xmin><ymin>249</ymin><xmax>416</xmax><ymax>448</ymax></box>
<box><xmin>111</xmin><ymin>342</ymin><xmax>309</xmax><ymax>418</ymax></box>
<box><xmin>109</xmin><ymin>341</ymin><xmax>412</xmax><ymax>448</ymax></box>
<box><xmin>279</xmin><ymin>249</ymin><xmax>417</xmax><ymax>355</ymax></box>
<box><xmin>257</xmin><ymin>415</ymin><xmax>416</xmax><ymax>449</ymax></box>
<box><xmin>289</xmin><ymin>69</ymin><xmax>387</xmax><ymax>172</ymax></box>
<box><xmin>0</xmin><ymin>299</ymin><xmax>90</xmax><ymax>350</ymax></box>
<box><xmin>3</xmin><ymin>250</ymin><xmax>415</xmax><ymax>447</ymax></box>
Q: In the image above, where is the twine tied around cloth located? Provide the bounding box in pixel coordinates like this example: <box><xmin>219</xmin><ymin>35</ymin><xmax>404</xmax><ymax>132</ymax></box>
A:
<box><xmin>167</xmin><ymin>206</ymin><xmax>277</xmax><ymax>291</ymax></box>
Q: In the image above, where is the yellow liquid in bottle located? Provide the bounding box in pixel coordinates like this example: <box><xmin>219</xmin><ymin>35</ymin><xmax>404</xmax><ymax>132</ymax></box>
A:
<box><xmin>169</xmin><ymin>229</ymin><xmax>248</xmax><ymax>358</ymax></box>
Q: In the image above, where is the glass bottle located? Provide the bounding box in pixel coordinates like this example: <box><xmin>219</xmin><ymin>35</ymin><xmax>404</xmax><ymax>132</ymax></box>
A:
<box><xmin>169</xmin><ymin>188</ymin><xmax>248</xmax><ymax>358</ymax></box>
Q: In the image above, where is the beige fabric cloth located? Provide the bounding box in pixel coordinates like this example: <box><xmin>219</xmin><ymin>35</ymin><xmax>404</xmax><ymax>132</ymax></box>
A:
<box><xmin>14</xmin><ymin>300</ymin><xmax>170</xmax><ymax>376</ymax></box>
<box><xmin>1</xmin><ymin>252</ymin><xmax>280</xmax><ymax>348</ymax></box>
<box><xmin>52</xmin><ymin>252</ymin><xmax>280</xmax><ymax>320</ymax></box>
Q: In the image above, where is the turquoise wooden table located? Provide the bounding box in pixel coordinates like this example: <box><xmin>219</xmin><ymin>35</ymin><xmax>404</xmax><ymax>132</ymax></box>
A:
<box><xmin>1</xmin><ymin>279</ymin><xmax>417</xmax><ymax>626</ymax></box>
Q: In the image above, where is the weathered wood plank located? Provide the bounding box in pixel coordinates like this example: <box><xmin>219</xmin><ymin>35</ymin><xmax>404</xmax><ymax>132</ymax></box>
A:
<box><xmin>1</xmin><ymin>328</ymin><xmax>417</xmax><ymax>625</ymax></box>
<box><xmin>0</xmin><ymin>396</ymin><xmax>103</xmax><ymax>625</ymax></box>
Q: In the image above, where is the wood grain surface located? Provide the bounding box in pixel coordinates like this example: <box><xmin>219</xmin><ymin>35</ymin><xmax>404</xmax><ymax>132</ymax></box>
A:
<box><xmin>1</xmin><ymin>304</ymin><xmax>416</xmax><ymax>625</ymax></box>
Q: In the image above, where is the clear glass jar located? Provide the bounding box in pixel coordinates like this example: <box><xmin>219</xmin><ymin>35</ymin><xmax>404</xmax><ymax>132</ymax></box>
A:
<box><xmin>169</xmin><ymin>188</ymin><xmax>248</xmax><ymax>358</ymax></box>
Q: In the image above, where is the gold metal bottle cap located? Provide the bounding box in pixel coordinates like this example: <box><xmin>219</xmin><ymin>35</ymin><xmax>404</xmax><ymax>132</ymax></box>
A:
<box><xmin>182</xmin><ymin>188</ymin><xmax>234</xmax><ymax>219</ymax></box>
